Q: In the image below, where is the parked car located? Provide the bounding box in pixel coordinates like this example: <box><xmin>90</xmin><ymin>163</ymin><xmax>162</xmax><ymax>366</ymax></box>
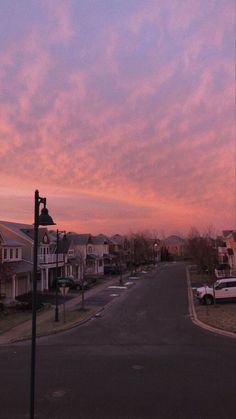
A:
<box><xmin>196</xmin><ymin>277</ymin><xmax>236</xmax><ymax>305</ymax></box>
<box><xmin>76</xmin><ymin>279</ymin><xmax>90</xmax><ymax>290</ymax></box>
<box><xmin>104</xmin><ymin>265</ymin><xmax>125</xmax><ymax>275</ymax></box>
<box><xmin>52</xmin><ymin>277</ymin><xmax>78</xmax><ymax>290</ymax></box>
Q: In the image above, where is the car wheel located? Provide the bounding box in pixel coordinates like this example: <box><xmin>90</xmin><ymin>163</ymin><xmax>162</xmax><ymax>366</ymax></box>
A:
<box><xmin>204</xmin><ymin>295</ymin><xmax>213</xmax><ymax>305</ymax></box>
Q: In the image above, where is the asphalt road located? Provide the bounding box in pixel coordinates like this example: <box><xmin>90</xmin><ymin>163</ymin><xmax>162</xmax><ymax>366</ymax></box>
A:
<box><xmin>0</xmin><ymin>262</ymin><xmax>235</xmax><ymax>419</ymax></box>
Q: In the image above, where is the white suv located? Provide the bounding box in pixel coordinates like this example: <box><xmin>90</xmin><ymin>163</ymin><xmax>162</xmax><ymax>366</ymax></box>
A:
<box><xmin>196</xmin><ymin>277</ymin><xmax>236</xmax><ymax>305</ymax></box>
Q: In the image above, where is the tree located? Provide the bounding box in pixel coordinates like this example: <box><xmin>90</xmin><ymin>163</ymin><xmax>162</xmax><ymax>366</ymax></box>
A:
<box><xmin>186</xmin><ymin>227</ymin><xmax>218</xmax><ymax>276</ymax></box>
<box><xmin>0</xmin><ymin>262</ymin><xmax>12</xmax><ymax>298</ymax></box>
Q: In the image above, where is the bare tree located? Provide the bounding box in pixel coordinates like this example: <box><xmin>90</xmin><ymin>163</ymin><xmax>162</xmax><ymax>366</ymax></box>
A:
<box><xmin>186</xmin><ymin>227</ymin><xmax>218</xmax><ymax>276</ymax></box>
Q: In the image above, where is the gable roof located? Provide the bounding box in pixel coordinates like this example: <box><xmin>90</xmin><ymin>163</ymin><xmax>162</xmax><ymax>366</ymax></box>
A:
<box><xmin>0</xmin><ymin>220</ymin><xmax>49</xmax><ymax>244</ymax></box>
<box><xmin>0</xmin><ymin>232</ymin><xmax>22</xmax><ymax>247</ymax></box>
<box><xmin>67</xmin><ymin>233</ymin><xmax>91</xmax><ymax>245</ymax></box>
<box><xmin>91</xmin><ymin>234</ymin><xmax>111</xmax><ymax>245</ymax></box>
<box><xmin>0</xmin><ymin>221</ymin><xmax>34</xmax><ymax>243</ymax></box>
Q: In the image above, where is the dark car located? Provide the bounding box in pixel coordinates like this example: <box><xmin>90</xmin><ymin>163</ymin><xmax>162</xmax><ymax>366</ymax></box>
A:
<box><xmin>104</xmin><ymin>265</ymin><xmax>124</xmax><ymax>275</ymax></box>
<box><xmin>76</xmin><ymin>279</ymin><xmax>90</xmax><ymax>290</ymax></box>
<box><xmin>52</xmin><ymin>277</ymin><xmax>78</xmax><ymax>290</ymax></box>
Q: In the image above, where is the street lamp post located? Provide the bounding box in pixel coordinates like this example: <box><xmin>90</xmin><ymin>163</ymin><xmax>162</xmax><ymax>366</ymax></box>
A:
<box><xmin>153</xmin><ymin>242</ymin><xmax>158</xmax><ymax>265</ymax></box>
<box><xmin>119</xmin><ymin>248</ymin><xmax>123</xmax><ymax>285</ymax></box>
<box><xmin>30</xmin><ymin>190</ymin><xmax>55</xmax><ymax>419</ymax></box>
<box><xmin>55</xmin><ymin>229</ymin><xmax>59</xmax><ymax>322</ymax></box>
<box><xmin>55</xmin><ymin>230</ymin><xmax>66</xmax><ymax>322</ymax></box>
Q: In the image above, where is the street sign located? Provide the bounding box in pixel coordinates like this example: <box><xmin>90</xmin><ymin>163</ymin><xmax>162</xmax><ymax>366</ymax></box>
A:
<box><xmin>59</xmin><ymin>286</ymin><xmax>70</xmax><ymax>296</ymax></box>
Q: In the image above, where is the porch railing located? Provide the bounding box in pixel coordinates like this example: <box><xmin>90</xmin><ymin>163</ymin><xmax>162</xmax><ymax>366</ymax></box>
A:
<box><xmin>38</xmin><ymin>253</ymin><xmax>64</xmax><ymax>265</ymax></box>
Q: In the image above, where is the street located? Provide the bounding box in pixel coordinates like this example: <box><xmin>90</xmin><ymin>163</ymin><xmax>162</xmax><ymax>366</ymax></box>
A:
<box><xmin>0</xmin><ymin>262</ymin><xmax>235</xmax><ymax>419</ymax></box>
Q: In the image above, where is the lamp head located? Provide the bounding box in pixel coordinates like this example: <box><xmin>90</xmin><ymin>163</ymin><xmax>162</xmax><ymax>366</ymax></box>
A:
<box><xmin>38</xmin><ymin>206</ymin><xmax>56</xmax><ymax>226</ymax></box>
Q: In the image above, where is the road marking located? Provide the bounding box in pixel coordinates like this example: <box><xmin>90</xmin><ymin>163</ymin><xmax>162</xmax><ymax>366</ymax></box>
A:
<box><xmin>110</xmin><ymin>293</ymin><xmax>119</xmax><ymax>297</ymax></box>
<box><xmin>108</xmin><ymin>286</ymin><xmax>127</xmax><ymax>289</ymax></box>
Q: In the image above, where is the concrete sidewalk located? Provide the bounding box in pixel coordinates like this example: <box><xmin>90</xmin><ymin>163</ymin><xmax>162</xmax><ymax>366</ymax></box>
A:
<box><xmin>0</xmin><ymin>272</ymin><xmax>137</xmax><ymax>345</ymax></box>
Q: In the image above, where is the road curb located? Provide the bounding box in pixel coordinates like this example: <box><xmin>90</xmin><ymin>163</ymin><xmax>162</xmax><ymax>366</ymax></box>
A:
<box><xmin>186</xmin><ymin>267</ymin><xmax>236</xmax><ymax>339</ymax></box>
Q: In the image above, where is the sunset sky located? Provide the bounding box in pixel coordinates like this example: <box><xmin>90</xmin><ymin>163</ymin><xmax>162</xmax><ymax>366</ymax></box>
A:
<box><xmin>0</xmin><ymin>0</ymin><xmax>235</xmax><ymax>237</ymax></box>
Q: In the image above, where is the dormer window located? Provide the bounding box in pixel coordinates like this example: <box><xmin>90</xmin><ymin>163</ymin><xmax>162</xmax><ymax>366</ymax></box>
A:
<box><xmin>88</xmin><ymin>246</ymin><xmax>93</xmax><ymax>254</ymax></box>
<box><xmin>42</xmin><ymin>234</ymin><xmax>48</xmax><ymax>244</ymax></box>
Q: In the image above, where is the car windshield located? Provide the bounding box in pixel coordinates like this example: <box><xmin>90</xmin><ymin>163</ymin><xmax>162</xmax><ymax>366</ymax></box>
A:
<box><xmin>213</xmin><ymin>281</ymin><xmax>220</xmax><ymax>288</ymax></box>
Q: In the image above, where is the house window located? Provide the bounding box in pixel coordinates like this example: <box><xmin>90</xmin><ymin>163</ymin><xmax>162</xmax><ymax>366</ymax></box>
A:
<box><xmin>10</xmin><ymin>248</ymin><xmax>13</xmax><ymax>259</ymax></box>
<box><xmin>3</xmin><ymin>248</ymin><xmax>7</xmax><ymax>259</ymax></box>
<box><xmin>16</xmin><ymin>248</ymin><xmax>19</xmax><ymax>259</ymax></box>
<box><xmin>88</xmin><ymin>246</ymin><xmax>93</xmax><ymax>254</ymax></box>
<box><xmin>99</xmin><ymin>260</ymin><xmax>103</xmax><ymax>267</ymax></box>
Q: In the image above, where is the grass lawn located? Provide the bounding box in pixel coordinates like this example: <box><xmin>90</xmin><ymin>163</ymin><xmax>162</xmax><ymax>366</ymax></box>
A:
<box><xmin>189</xmin><ymin>268</ymin><xmax>236</xmax><ymax>334</ymax></box>
<box><xmin>0</xmin><ymin>308</ymin><xmax>32</xmax><ymax>333</ymax></box>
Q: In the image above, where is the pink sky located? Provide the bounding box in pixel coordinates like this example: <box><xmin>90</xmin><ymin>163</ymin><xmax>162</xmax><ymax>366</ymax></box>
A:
<box><xmin>0</xmin><ymin>0</ymin><xmax>235</xmax><ymax>236</ymax></box>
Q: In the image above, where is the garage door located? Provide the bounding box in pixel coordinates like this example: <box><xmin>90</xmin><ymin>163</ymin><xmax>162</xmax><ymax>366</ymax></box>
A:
<box><xmin>17</xmin><ymin>275</ymin><xmax>29</xmax><ymax>296</ymax></box>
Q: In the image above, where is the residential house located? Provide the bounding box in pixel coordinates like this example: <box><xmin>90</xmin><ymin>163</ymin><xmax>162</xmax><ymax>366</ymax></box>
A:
<box><xmin>66</xmin><ymin>233</ymin><xmax>104</xmax><ymax>277</ymax></box>
<box><xmin>223</xmin><ymin>230</ymin><xmax>236</xmax><ymax>271</ymax></box>
<box><xmin>0</xmin><ymin>232</ymin><xmax>32</xmax><ymax>299</ymax></box>
<box><xmin>50</xmin><ymin>232</ymin><xmax>84</xmax><ymax>280</ymax></box>
<box><xmin>0</xmin><ymin>221</ymin><xmax>64</xmax><ymax>298</ymax></box>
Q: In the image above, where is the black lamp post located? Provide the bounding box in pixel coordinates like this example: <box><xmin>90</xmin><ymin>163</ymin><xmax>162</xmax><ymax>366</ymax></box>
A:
<box><xmin>55</xmin><ymin>229</ymin><xmax>60</xmax><ymax>322</ymax></box>
<box><xmin>55</xmin><ymin>230</ymin><xmax>66</xmax><ymax>322</ymax></box>
<box><xmin>119</xmin><ymin>248</ymin><xmax>123</xmax><ymax>285</ymax></box>
<box><xmin>153</xmin><ymin>242</ymin><xmax>158</xmax><ymax>264</ymax></box>
<box><xmin>30</xmin><ymin>190</ymin><xmax>55</xmax><ymax>419</ymax></box>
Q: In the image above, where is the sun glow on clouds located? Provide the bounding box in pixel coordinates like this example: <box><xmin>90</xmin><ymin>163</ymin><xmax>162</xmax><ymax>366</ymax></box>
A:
<box><xmin>0</xmin><ymin>0</ymin><xmax>235</xmax><ymax>235</ymax></box>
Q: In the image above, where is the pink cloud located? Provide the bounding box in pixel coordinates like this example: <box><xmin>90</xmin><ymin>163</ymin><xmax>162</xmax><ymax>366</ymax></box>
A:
<box><xmin>0</xmin><ymin>0</ymin><xmax>234</xmax><ymax>235</ymax></box>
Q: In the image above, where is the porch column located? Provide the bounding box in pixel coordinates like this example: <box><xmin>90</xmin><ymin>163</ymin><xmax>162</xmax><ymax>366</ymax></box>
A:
<box><xmin>12</xmin><ymin>274</ymin><xmax>16</xmax><ymax>299</ymax></box>
<box><xmin>45</xmin><ymin>268</ymin><xmax>49</xmax><ymax>290</ymax></box>
<box><xmin>27</xmin><ymin>272</ymin><xmax>31</xmax><ymax>293</ymax></box>
<box><xmin>40</xmin><ymin>269</ymin><xmax>44</xmax><ymax>292</ymax></box>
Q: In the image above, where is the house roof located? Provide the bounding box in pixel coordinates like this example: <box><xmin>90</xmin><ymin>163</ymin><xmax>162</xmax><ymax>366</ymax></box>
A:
<box><xmin>86</xmin><ymin>254</ymin><xmax>101</xmax><ymax>260</ymax></box>
<box><xmin>0</xmin><ymin>221</ymin><xmax>34</xmax><ymax>243</ymax></box>
<box><xmin>0</xmin><ymin>232</ymin><xmax>22</xmax><ymax>247</ymax></box>
<box><xmin>5</xmin><ymin>260</ymin><xmax>33</xmax><ymax>274</ymax></box>
<box><xmin>67</xmin><ymin>233</ymin><xmax>91</xmax><ymax>245</ymax></box>
<box><xmin>110</xmin><ymin>234</ymin><xmax>125</xmax><ymax>245</ymax></box>
<box><xmin>21</xmin><ymin>227</ymin><xmax>48</xmax><ymax>243</ymax></box>
<box><xmin>222</xmin><ymin>230</ymin><xmax>234</xmax><ymax>238</ymax></box>
<box><xmin>91</xmin><ymin>235</ymin><xmax>110</xmax><ymax>245</ymax></box>
<box><xmin>0</xmin><ymin>220</ymin><xmax>48</xmax><ymax>244</ymax></box>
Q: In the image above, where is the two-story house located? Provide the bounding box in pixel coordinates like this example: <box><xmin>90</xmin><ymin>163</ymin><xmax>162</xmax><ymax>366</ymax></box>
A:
<box><xmin>66</xmin><ymin>233</ymin><xmax>105</xmax><ymax>277</ymax></box>
<box><xmin>0</xmin><ymin>231</ymin><xmax>32</xmax><ymax>299</ymax></box>
<box><xmin>0</xmin><ymin>221</ymin><xmax>64</xmax><ymax>297</ymax></box>
<box><xmin>223</xmin><ymin>230</ymin><xmax>236</xmax><ymax>272</ymax></box>
<box><xmin>49</xmin><ymin>232</ymin><xmax>84</xmax><ymax>281</ymax></box>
